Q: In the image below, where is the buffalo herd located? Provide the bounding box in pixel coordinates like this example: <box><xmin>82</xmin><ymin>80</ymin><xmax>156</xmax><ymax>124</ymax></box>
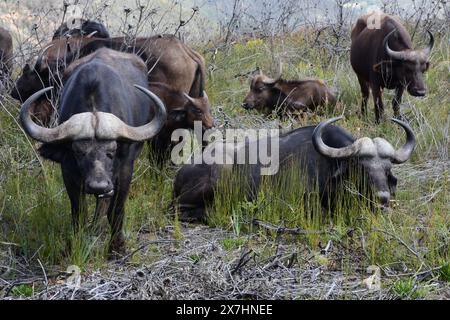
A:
<box><xmin>0</xmin><ymin>12</ymin><xmax>432</xmax><ymax>256</ymax></box>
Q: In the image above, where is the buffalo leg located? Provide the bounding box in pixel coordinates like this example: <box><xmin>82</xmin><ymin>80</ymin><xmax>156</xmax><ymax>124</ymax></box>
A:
<box><xmin>106</xmin><ymin>161</ymin><xmax>134</xmax><ymax>256</ymax></box>
<box><xmin>371</xmin><ymin>85</ymin><xmax>384</xmax><ymax>123</ymax></box>
<box><xmin>357</xmin><ymin>76</ymin><xmax>369</xmax><ymax>117</ymax></box>
<box><xmin>61</xmin><ymin>165</ymin><xmax>85</xmax><ymax>232</ymax></box>
<box><xmin>392</xmin><ymin>87</ymin><xmax>404</xmax><ymax>118</ymax></box>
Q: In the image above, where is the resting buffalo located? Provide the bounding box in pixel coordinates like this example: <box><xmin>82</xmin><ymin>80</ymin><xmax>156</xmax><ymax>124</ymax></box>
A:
<box><xmin>0</xmin><ymin>27</ymin><xmax>13</xmax><ymax>87</ymax></box>
<box><xmin>173</xmin><ymin>117</ymin><xmax>415</xmax><ymax>221</ymax></box>
<box><xmin>19</xmin><ymin>48</ymin><xmax>166</xmax><ymax>255</ymax></box>
<box><xmin>148</xmin><ymin>81</ymin><xmax>214</xmax><ymax>163</ymax></box>
<box><xmin>52</xmin><ymin>19</ymin><xmax>110</xmax><ymax>40</ymax></box>
<box><xmin>242</xmin><ymin>70</ymin><xmax>336</xmax><ymax>116</ymax></box>
<box><xmin>350</xmin><ymin>13</ymin><xmax>433</xmax><ymax>122</ymax></box>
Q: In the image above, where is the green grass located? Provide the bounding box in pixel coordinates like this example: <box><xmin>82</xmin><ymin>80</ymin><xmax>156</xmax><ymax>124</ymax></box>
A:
<box><xmin>0</xmin><ymin>29</ymin><xmax>448</xmax><ymax>298</ymax></box>
<box><xmin>11</xmin><ymin>284</ymin><xmax>34</xmax><ymax>297</ymax></box>
<box><xmin>392</xmin><ymin>278</ymin><xmax>428</xmax><ymax>300</ymax></box>
<box><xmin>222</xmin><ymin>238</ymin><xmax>246</xmax><ymax>251</ymax></box>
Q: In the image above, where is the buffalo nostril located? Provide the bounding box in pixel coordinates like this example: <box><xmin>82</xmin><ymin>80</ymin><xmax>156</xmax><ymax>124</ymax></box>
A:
<box><xmin>241</xmin><ymin>103</ymin><xmax>249</xmax><ymax>109</ymax></box>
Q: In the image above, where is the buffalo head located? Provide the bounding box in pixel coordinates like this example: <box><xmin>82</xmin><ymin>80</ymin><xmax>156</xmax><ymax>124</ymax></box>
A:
<box><xmin>169</xmin><ymin>90</ymin><xmax>214</xmax><ymax>131</ymax></box>
<box><xmin>242</xmin><ymin>71</ymin><xmax>280</xmax><ymax>114</ymax></box>
<box><xmin>313</xmin><ymin>117</ymin><xmax>415</xmax><ymax>209</ymax></box>
<box><xmin>20</xmin><ymin>86</ymin><xmax>166</xmax><ymax>197</ymax></box>
<box><xmin>376</xmin><ymin>29</ymin><xmax>433</xmax><ymax>96</ymax></box>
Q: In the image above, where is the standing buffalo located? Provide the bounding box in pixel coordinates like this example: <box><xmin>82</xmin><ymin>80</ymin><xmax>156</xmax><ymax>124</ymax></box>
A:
<box><xmin>148</xmin><ymin>81</ymin><xmax>214</xmax><ymax>163</ymax></box>
<box><xmin>242</xmin><ymin>70</ymin><xmax>336</xmax><ymax>116</ymax></box>
<box><xmin>173</xmin><ymin>117</ymin><xmax>415</xmax><ymax>221</ymax></box>
<box><xmin>350</xmin><ymin>13</ymin><xmax>433</xmax><ymax>122</ymax></box>
<box><xmin>0</xmin><ymin>27</ymin><xmax>13</xmax><ymax>88</ymax></box>
<box><xmin>19</xmin><ymin>48</ymin><xmax>166</xmax><ymax>255</ymax></box>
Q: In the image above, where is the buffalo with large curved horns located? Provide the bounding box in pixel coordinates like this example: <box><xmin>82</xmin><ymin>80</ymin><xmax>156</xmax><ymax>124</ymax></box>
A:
<box><xmin>351</xmin><ymin>13</ymin><xmax>433</xmax><ymax>122</ymax></box>
<box><xmin>173</xmin><ymin>116</ymin><xmax>416</xmax><ymax>221</ymax></box>
<box><xmin>19</xmin><ymin>48</ymin><xmax>166</xmax><ymax>257</ymax></box>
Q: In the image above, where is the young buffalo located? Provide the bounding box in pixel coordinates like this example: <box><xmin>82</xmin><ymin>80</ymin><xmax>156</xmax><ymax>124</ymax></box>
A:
<box><xmin>148</xmin><ymin>82</ymin><xmax>214</xmax><ymax>163</ymax></box>
<box><xmin>242</xmin><ymin>71</ymin><xmax>336</xmax><ymax>116</ymax></box>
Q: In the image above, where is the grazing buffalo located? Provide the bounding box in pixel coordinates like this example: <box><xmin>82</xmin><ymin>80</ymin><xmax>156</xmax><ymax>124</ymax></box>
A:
<box><xmin>52</xmin><ymin>19</ymin><xmax>110</xmax><ymax>40</ymax></box>
<box><xmin>0</xmin><ymin>27</ymin><xmax>13</xmax><ymax>87</ymax></box>
<box><xmin>350</xmin><ymin>13</ymin><xmax>433</xmax><ymax>122</ymax></box>
<box><xmin>19</xmin><ymin>48</ymin><xmax>166</xmax><ymax>255</ymax></box>
<box><xmin>173</xmin><ymin>117</ymin><xmax>415</xmax><ymax>221</ymax></box>
<box><xmin>148</xmin><ymin>81</ymin><xmax>214</xmax><ymax>163</ymax></box>
<box><xmin>242</xmin><ymin>70</ymin><xmax>336</xmax><ymax>116</ymax></box>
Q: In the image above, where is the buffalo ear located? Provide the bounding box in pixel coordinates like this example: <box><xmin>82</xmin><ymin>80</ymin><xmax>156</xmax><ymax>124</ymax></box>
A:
<box><xmin>38</xmin><ymin>143</ymin><xmax>68</xmax><ymax>163</ymax></box>
<box><xmin>372</xmin><ymin>62</ymin><xmax>383</xmax><ymax>73</ymax></box>
<box><xmin>373</xmin><ymin>60</ymin><xmax>392</xmax><ymax>74</ymax></box>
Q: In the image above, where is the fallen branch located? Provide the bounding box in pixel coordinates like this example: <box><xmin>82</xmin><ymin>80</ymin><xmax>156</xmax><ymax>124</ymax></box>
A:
<box><xmin>372</xmin><ymin>228</ymin><xmax>431</xmax><ymax>272</ymax></box>
<box><xmin>252</xmin><ymin>219</ymin><xmax>326</xmax><ymax>235</ymax></box>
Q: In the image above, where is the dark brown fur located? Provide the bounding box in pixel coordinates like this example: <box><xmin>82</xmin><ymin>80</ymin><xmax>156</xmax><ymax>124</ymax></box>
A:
<box><xmin>350</xmin><ymin>13</ymin><xmax>431</xmax><ymax>122</ymax></box>
<box><xmin>242</xmin><ymin>72</ymin><xmax>336</xmax><ymax>115</ymax></box>
<box><xmin>78</xmin><ymin>35</ymin><xmax>207</xmax><ymax>97</ymax></box>
<box><xmin>148</xmin><ymin>81</ymin><xmax>214</xmax><ymax>163</ymax></box>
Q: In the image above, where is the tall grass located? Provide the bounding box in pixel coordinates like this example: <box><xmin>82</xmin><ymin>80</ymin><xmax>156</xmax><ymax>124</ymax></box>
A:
<box><xmin>0</xmin><ymin>29</ymin><xmax>448</xmax><ymax>287</ymax></box>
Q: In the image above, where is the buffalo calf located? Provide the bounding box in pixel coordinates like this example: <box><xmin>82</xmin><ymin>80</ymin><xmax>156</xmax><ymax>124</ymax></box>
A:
<box><xmin>242</xmin><ymin>70</ymin><xmax>336</xmax><ymax>116</ymax></box>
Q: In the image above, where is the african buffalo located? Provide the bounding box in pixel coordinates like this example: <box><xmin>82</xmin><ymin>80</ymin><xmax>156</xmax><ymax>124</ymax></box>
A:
<box><xmin>173</xmin><ymin>117</ymin><xmax>415</xmax><ymax>221</ymax></box>
<box><xmin>350</xmin><ymin>13</ymin><xmax>433</xmax><ymax>122</ymax></box>
<box><xmin>148</xmin><ymin>81</ymin><xmax>214</xmax><ymax>163</ymax></box>
<box><xmin>0</xmin><ymin>27</ymin><xmax>13</xmax><ymax>87</ymax></box>
<box><xmin>19</xmin><ymin>48</ymin><xmax>166</xmax><ymax>255</ymax></box>
<box><xmin>52</xmin><ymin>19</ymin><xmax>110</xmax><ymax>40</ymax></box>
<box><xmin>242</xmin><ymin>70</ymin><xmax>336</xmax><ymax>116</ymax></box>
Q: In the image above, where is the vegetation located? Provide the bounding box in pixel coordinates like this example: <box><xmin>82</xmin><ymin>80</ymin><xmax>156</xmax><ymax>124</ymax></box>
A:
<box><xmin>0</xmin><ymin>0</ymin><xmax>448</xmax><ymax>299</ymax></box>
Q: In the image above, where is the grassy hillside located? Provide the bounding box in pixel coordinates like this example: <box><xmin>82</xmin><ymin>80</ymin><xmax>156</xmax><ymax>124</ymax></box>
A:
<box><xmin>0</xmin><ymin>12</ymin><xmax>449</xmax><ymax>299</ymax></box>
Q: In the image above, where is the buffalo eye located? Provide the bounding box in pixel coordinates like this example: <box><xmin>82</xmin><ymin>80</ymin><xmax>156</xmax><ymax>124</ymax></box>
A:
<box><xmin>194</xmin><ymin>108</ymin><xmax>203</xmax><ymax>115</ymax></box>
<box><xmin>106</xmin><ymin>152</ymin><xmax>114</xmax><ymax>159</ymax></box>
